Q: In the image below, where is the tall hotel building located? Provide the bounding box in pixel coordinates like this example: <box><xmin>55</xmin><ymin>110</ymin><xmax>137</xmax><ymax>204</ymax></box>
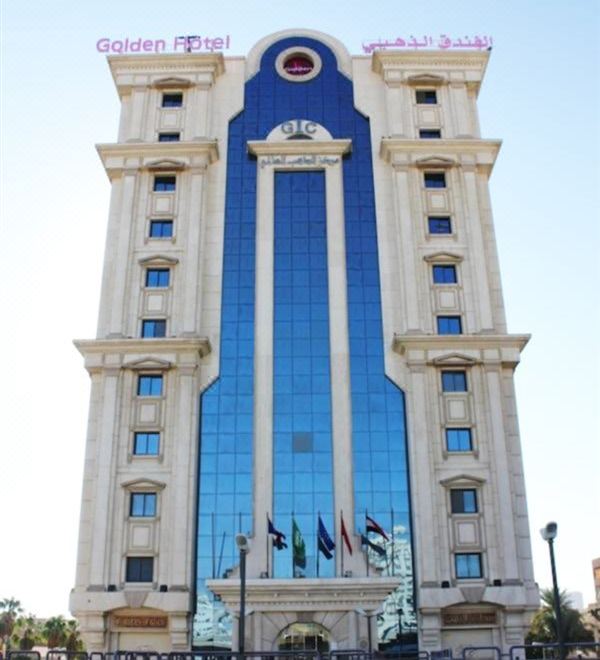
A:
<box><xmin>70</xmin><ymin>29</ymin><xmax>539</xmax><ymax>655</ymax></box>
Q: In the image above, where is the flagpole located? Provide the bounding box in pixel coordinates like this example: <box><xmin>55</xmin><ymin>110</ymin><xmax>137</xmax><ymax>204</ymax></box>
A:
<box><xmin>211</xmin><ymin>512</ymin><xmax>216</xmax><ymax>579</ymax></box>
<box><xmin>316</xmin><ymin>512</ymin><xmax>320</xmax><ymax>578</ymax></box>
<box><xmin>291</xmin><ymin>512</ymin><xmax>294</xmax><ymax>578</ymax></box>
<box><xmin>340</xmin><ymin>510</ymin><xmax>344</xmax><ymax>578</ymax></box>
<box><xmin>266</xmin><ymin>512</ymin><xmax>270</xmax><ymax>578</ymax></box>
<box><xmin>391</xmin><ymin>507</ymin><xmax>395</xmax><ymax>577</ymax></box>
<box><xmin>365</xmin><ymin>509</ymin><xmax>370</xmax><ymax>577</ymax></box>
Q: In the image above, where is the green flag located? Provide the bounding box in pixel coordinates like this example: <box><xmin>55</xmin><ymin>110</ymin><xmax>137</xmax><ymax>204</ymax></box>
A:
<box><xmin>292</xmin><ymin>518</ymin><xmax>306</xmax><ymax>571</ymax></box>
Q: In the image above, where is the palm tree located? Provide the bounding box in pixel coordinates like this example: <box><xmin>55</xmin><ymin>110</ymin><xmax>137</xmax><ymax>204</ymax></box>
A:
<box><xmin>526</xmin><ymin>588</ymin><xmax>593</xmax><ymax>651</ymax></box>
<box><xmin>0</xmin><ymin>598</ymin><xmax>24</xmax><ymax>654</ymax></box>
<box><xmin>43</xmin><ymin>616</ymin><xmax>68</xmax><ymax>649</ymax></box>
<box><xmin>13</xmin><ymin>614</ymin><xmax>39</xmax><ymax>651</ymax></box>
<box><xmin>65</xmin><ymin>619</ymin><xmax>84</xmax><ymax>653</ymax></box>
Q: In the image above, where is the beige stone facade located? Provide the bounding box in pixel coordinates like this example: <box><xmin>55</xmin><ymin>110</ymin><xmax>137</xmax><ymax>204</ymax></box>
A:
<box><xmin>70</xmin><ymin>29</ymin><xmax>539</xmax><ymax>654</ymax></box>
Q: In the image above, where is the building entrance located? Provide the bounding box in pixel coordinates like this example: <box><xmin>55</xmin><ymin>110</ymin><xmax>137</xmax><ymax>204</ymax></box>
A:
<box><xmin>276</xmin><ymin>622</ymin><xmax>331</xmax><ymax>653</ymax></box>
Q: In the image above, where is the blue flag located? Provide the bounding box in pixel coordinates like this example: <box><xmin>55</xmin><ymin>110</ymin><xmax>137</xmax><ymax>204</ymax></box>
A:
<box><xmin>318</xmin><ymin>515</ymin><xmax>335</xmax><ymax>559</ymax></box>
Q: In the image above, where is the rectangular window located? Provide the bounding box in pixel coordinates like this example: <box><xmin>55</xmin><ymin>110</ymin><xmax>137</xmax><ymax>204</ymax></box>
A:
<box><xmin>145</xmin><ymin>268</ymin><xmax>170</xmax><ymax>287</ymax></box>
<box><xmin>428</xmin><ymin>216</ymin><xmax>452</xmax><ymax>234</ymax></box>
<box><xmin>437</xmin><ymin>316</ymin><xmax>462</xmax><ymax>334</ymax></box>
<box><xmin>149</xmin><ymin>219</ymin><xmax>173</xmax><ymax>238</ymax></box>
<box><xmin>161</xmin><ymin>93</ymin><xmax>183</xmax><ymax>108</ymax></box>
<box><xmin>419</xmin><ymin>129</ymin><xmax>442</xmax><ymax>139</ymax></box>
<box><xmin>451</xmin><ymin>489</ymin><xmax>478</xmax><ymax>513</ymax></box>
<box><xmin>424</xmin><ymin>172</ymin><xmax>446</xmax><ymax>189</ymax></box>
<box><xmin>130</xmin><ymin>493</ymin><xmax>157</xmax><ymax>517</ymax></box>
<box><xmin>446</xmin><ymin>428</ymin><xmax>473</xmax><ymax>451</ymax></box>
<box><xmin>141</xmin><ymin>319</ymin><xmax>166</xmax><ymax>338</ymax></box>
<box><xmin>126</xmin><ymin>557</ymin><xmax>154</xmax><ymax>582</ymax></box>
<box><xmin>137</xmin><ymin>375</ymin><xmax>163</xmax><ymax>397</ymax></box>
<box><xmin>416</xmin><ymin>90</ymin><xmax>437</xmax><ymax>104</ymax></box>
<box><xmin>158</xmin><ymin>132</ymin><xmax>180</xmax><ymax>142</ymax></box>
<box><xmin>153</xmin><ymin>176</ymin><xmax>176</xmax><ymax>192</ymax></box>
<box><xmin>433</xmin><ymin>265</ymin><xmax>457</xmax><ymax>284</ymax></box>
<box><xmin>455</xmin><ymin>553</ymin><xmax>482</xmax><ymax>579</ymax></box>
<box><xmin>442</xmin><ymin>371</ymin><xmax>467</xmax><ymax>392</ymax></box>
<box><xmin>133</xmin><ymin>432</ymin><xmax>160</xmax><ymax>455</ymax></box>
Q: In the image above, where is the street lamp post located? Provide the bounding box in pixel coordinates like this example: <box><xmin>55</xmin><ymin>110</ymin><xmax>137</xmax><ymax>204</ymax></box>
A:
<box><xmin>235</xmin><ymin>533</ymin><xmax>250</xmax><ymax>656</ymax></box>
<box><xmin>397</xmin><ymin>608</ymin><xmax>403</xmax><ymax>657</ymax></box>
<box><xmin>540</xmin><ymin>522</ymin><xmax>564</xmax><ymax>660</ymax></box>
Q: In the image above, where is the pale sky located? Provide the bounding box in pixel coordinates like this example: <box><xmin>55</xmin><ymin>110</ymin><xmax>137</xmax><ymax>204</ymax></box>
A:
<box><xmin>1</xmin><ymin>0</ymin><xmax>598</xmax><ymax>618</ymax></box>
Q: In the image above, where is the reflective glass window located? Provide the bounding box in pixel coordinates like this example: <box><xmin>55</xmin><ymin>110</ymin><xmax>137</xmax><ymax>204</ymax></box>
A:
<box><xmin>419</xmin><ymin>129</ymin><xmax>442</xmax><ymax>138</ymax></box>
<box><xmin>137</xmin><ymin>375</ymin><xmax>163</xmax><ymax>396</ymax></box>
<box><xmin>133</xmin><ymin>432</ymin><xmax>160</xmax><ymax>455</ymax></box>
<box><xmin>441</xmin><ymin>371</ymin><xmax>467</xmax><ymax>392</ymax></box>
<box><xmin>158</xmin><ymin>132</ymin><xmax>180</xmax><ymax>142</ymax></box>
<box><xmin>273</xmin><ymin>171</ymin><xmax>334</xmax><ymax>580</ymax></box>
<box><xmin>130</xmin><ymin>493</ymin><xmax>157</xmax><ymax>517</ymax></box>
<box><xmin>162</xmin><ymin>93</ymin><xmax>183</xmax><ymax>107</ymax></box>
<box><xmin>432</xmin><ymin>265</ymin><xmax>457</xmax><ymax>284</ymax></box>
<box><xmin>145</xmin><ymin>268</ymin><xmax>170</xmax><ymax>287</ymax></box>
<box><xmin>428</xmin><ymin>216</ymin><xmax>452</xmax><ymax>234</ymax></box>
<box><xmin>437</xmin><ymin>316</ymin><xmax>462</xmax><ymax>334</ymax></box>
<box><xmin>455</xmin><ymin>553</ymin><xmax>482</xmax><ymax>578</ymax></box>
<box><xmin>416</xmin><ymin>90</ymin><xmax>437</xmax><ymax>104</ymax></box>
<box><xmin>450</xmin><ymin>489</ymin><xmax>477</xmax><ymax>513</ymax></box>
<box><xmin>424</xmin><ymin>172</ymin><xmax>446</xmax><ymax>188</ymax></box>
<box><xmin>126</xmin><ymin>557</ymin><xmax>153</xmax><ymax>582</ymax></box>
<box><xmin>149</xmin><ymin>220</ymin><xmax>173</xmax><ymax>238</ymax></box>
<box><xmin>446</xmin><ymin>428</ymin><xmax>472</xmax><ymax>451</ymax></box>
<box><xmin>153</xmin><ymin>176</ymin><xmax>176</xmax><ymax>192</ymax></box>
<box><xmin>141</xmin><ymin>319</ymin><xmax>166</xmax><ymax>338</ymax></box>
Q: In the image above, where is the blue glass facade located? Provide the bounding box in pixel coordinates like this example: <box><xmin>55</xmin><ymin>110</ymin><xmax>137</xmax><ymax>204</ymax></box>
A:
<box><xmin>194</xmin><ymin>35</ymin><xmax>415</xmax><ymax>647</ymax></box>
<box><xmin>273</xmin><ymin>171</ymin><xmax>335</xmax><ymax>579</ymax></box>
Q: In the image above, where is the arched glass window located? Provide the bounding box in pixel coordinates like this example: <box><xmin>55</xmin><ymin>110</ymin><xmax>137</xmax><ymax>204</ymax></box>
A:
<box><xmin>276</xmin><ymin>622</ymin><xmax>331</xmax><ymax>653</ymax></box>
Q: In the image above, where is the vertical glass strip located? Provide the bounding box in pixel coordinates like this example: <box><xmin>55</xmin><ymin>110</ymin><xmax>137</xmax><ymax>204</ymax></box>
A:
<box><xmin>272</xmin><ymin>171</ymin><xmax>335</xmax><ymax>579</ymax></box>
<box><xmin>194</xmin><ymin>111</ymin><xmax>255</xmax><ymax>648</ymax></box>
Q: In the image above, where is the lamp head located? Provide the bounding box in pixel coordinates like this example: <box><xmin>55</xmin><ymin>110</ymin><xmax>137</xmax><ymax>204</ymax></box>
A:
<box><xmin>235</xmin><ymin>533</ymin><xmax>250</xmax><ymax>552</ymax></box>
<box><xmin>540</xmin><ymin>521</ymin><xmax>558</xmax><ymax>541</ymax></box>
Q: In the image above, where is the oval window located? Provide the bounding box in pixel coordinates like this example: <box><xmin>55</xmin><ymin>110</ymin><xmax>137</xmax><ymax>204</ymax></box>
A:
<box><xmin>283</xmin><ymin>54</ymin><xmax>314</xmax><ymax>76</ymax></box>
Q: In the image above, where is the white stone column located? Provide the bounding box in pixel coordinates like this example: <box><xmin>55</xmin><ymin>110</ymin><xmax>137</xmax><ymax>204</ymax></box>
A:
<box><xmin>107</xmin><ymin>170</ymin><xmax>137</xmax><ymax>338</ymax></box>
<box><xmin>385</xmin><ymin>84</ymin><xmax>410</xmax><ymax>137</ymax></box>
<box><xmin>391</xmin><ymin>165</ymin><xmax>421</xmax><ymax>333</ymax></box>
<box><xmin>484</xmin><ymin>366</ymin><xmax>519</xmax><ymax>580</ymax></box>
<box><xmin>189</xmin><ymin>83</ymin><xmax>212</xmax><ymax>139</ymax></box>
<box><xmin>248</xmin><ymin>166</ymin><xmax>274</xmax><ymax>576</ymax></box>
<box><xmin>325</xmin><ymin>162</ymin><xmax>359</xmax><ymax>576</ymax></box>
<box><xmin>406</xmin><ymin>367</ymin><xmax>438</xmax><ymax>584</ymax></box>
<box><xmin>461</xmin><ymin>166</ymin><xmax>494</xmax><ymax>331</ymax></box>
<box><xmin>181</xmin><ymin>165</ymin><xmax>208</xmax><ymax>336</ymax></box>
<box><xmin>89</xmin><ymin>367</ymin><xmax>121</xmax><ymax>586</ymax></box>
<box><xmin>167</xmin><ymin>363</ymin><xmax>199</xmax><ymax>588</ymax></box>
<box><xmin>448</xmin><ymin>82</ymin><xmax>472</xmax><ymax>138</ymax></box>
<box><xmin>128</xmin><ymin>86</ymin><xmax>147</xmax><ymax>141</ymax></box>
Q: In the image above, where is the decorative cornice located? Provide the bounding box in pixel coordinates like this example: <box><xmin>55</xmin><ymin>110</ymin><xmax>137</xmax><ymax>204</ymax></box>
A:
<box><xmin>372</xmin><ymin>51</ymin><xmax>489</xmax><ymax>94</ymax></box>
<box><xmin>439</xmin><ymin>474</ymin><xmax>486</xmax><ymax>487</ymax></box>
<box><xmin>207</xmin><ymin>577</ymin><xmax>400</xmax><ymax>611</ymax></box>
<box><xmin>96</xmin><ymin>141</ymin><xmax>219</xmax><ymax>179</ymax></box>
<box><xmin>108</xmin><ymin>53</ymin><xmax>224</xmax><ymax>97</ymax></box>
<box><xmin>152</xmin><ymin>76</ymin><xmax>194</xmax><ymax>89</ymax></box>
<box><xmin>74</xmin><ymin>337</ymin><xmax>211</xmax><ymax>374</ymax></box>
<box><xmin>380</xmin><ymin>139</ymin><xmax>501</xmax><ymax>175</ymax></box>
<box><xmin>121</xmin><ymin>478</ymin><xmax>167</xmax><ymax>490</ymax></box>
<box><xmin>406</xmin><ymin>73</ymin><xmax>446</xmax><ymax>86</ymax></box>
<box><xmin>122</xmin><ymin>357</ymin><xmax>173</xmax><ymax>371</ymax></box>
<box><xmin>393</xmin><ymin>334</ymin><xmax>530</xmax><ymax>370</ymax></box>
<box><xmin>423</xmin><ymin>251</ymin><xmax>463</xmax><ymax>263</ymax></box>
<box><xmin>247</xmin><ymin>139</ymin><xmax>352</xmax><ymax>157</ymax></box>
<box><xmin>138</xmin><ymin>254</ymin><xmax>179</xmax><ymax>266</ymax></box>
